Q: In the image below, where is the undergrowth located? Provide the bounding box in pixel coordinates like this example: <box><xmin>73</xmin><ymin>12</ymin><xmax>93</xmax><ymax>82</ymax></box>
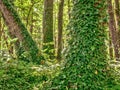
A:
<box><xmin>0</xmin><ymin>57</ymin><xmax>63</xmax><ymax>90</ymax></box>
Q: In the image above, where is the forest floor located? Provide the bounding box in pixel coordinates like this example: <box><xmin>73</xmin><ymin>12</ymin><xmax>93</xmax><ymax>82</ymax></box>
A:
<box><xmin>0</xmin><ymin>50</ymin><xmax>120</xmax><ymax>89</ymax></box>
<box><xmin>0</xmin><ymin>50</ymin><xmax>66</xmax><ymax>89</ymax></box>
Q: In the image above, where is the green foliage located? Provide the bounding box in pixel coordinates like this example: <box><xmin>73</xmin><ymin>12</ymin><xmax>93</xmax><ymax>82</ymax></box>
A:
<box><xmin>43</xmin><ymin>0</ymin><xmax>116</xmax><ymax>89</ymax></box>
<box><xmin>0</xmin><ymin>56</ymin><xmax>63</xmax><ymax>90</ymax></box>
<box><xmin>0</xmin><ymin>61</ymin><xmax>41</xmax><ymax>90</ymax></box>
<box><xmin>42</xmin><ymin>42</ymin><xmax>55</xmax><ymax>60</ymax></box>
<box><xmin>2</xmin><ymin>0</ymin><xmax>39</xmax><ymax>63</ymax></box>
<box><xmin>1</xmin><ymin>0</ymin><xmax>120</xmax><ymax>90</ymax></box>
<box><xmin>110</xmin><ymin>84</ymin><xmax>120</xmax><ymax>90</ymax></box>
<box><xmin>14</xmin><ymin>0</ymin><xmax>43</xmax><ymax>44</ymax></box>
<box><xmin>0</xmin><ymin>60</ymin><xmax>41</xmax><ymax>89</ymax></box>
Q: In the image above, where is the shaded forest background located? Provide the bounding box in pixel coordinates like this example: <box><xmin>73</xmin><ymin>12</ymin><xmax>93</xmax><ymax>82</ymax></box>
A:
<box><xmin>0</xmin><ymin>0</ymin><xmax>72</xmax><ymax>62</ymax></box>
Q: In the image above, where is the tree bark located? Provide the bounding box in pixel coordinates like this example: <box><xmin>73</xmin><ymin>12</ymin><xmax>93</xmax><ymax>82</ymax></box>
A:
<box><xmin>42</xmin><ymin>0</ymin><xmax>54</xmax><ymax>59</ymax></box>
<box><xmin>0</xmin><ymin>0</ymin><xmax>39</xmax><ymax>62</ymax></box>
<box><xmin>107</xmin><ymin>0</ymin><xmax>120</xmax><ymax>60</ymax></box>
<box><xmin>114</xmin><ymin>0</ymin><xmax>120</xmax><ymax>45</ymax></box>
<box><xmin>109</xmin><ymin>32</ymin><xmax>114</xmax><ymax>60</ymax></box>
<box><xmin>114</xmin><ymin>0</ymin><xmax>120</xmax><ymax>30</ymax></box>
<box><xmin>57</xmin><ymin>0</ymin><xmax>64</xmax><ymax>61</ymax></box>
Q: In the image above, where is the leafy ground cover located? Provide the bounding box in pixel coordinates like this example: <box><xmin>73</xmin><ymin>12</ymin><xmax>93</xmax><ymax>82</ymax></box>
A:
<box><xmin>0</xmin><ymin>50</ymin><xmax>120</xmax><ymax>90</ymax></box>
<box><xmin>0</xmin><ymin>51</ymin><xmax>65</xmax><ymax>90</ymax></box>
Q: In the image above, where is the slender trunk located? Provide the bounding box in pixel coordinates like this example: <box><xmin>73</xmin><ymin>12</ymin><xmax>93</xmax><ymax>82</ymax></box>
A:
<box><xmin>107</xmin><ymin>0</ymin><xmax>120</xmax><ymax>60</ymax></box>
<box><xmin>0</xmin><ymin>13</ymin><xmax>2</xmax><ymax>48</ymax></box>
<box><xmin>109</xmin><ymin>32</ymin><xmax>114</xmax><ymax>60</ymax></box>
<box><xmin>57</xmin><ymin>0</ymin><xmax>64</xmax><ymax>60</ymax></box>
<box><xmin>42</xmin><ymin>0</ymin><xmax>54</xmax><ymax>59</ymax></box>
<box><xmin>0</xmin><ymin>0</ymin><xmax>39</xmax><ymax>62</ymax></box>
<box><xmin>114</xmin><ymin>0</ymin><xmax>120</xmax><ymax>30</ymax></box>
<box><xmin>114</xmin><ymin>0</ymin><xmax>120</xmax><ymax>45</ymax></box>
<box><xmin>26</xmin><ymin>1</ymin><xmax>35</xmax><ymax>27</ymax></box>
<box><xmin>30</xmin><ymin>9</ymin><xmax>33</xmax><ymax>34</ymax></box>
<box><xmin>68</xmin><ymin>0</ymin><xmax>71</xmax><ymax>19</ymax></box>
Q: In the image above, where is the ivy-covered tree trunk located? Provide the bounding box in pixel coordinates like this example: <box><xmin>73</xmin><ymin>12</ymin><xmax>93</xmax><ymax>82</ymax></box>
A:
<box><xmin>0</xmin><ymin>0</ymin><xmax>39</xmax><ymax>62</ymax></box>
<box><xmin>42</xmin><ymin>0</ymin><xmax>54</xmax><ymax>59</ymax></box>
<box><xmin>44</xmin><ymin>0</ymin><xmax>114</xmax><ymax>89</ymax></box>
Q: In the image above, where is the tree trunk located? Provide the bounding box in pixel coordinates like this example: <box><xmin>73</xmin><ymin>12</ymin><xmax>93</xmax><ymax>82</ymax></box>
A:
<box><xmin>57</xmin><ymin>0</ymin><xmax>64</xmax><ymax>61</ymax></box>
<box><xmin>114</xmin><ymin>0</ymin><xmax>120</xmax><ymax>30</ymax></box>
<box><xmin>0</xmin><ymin>0</ymin><xmax>39</xmax><ymax>62</ymax></box>
<box><xmin>107</xmin><ymin>0</ymin><xmax>120</xmax><ymax>60</ymax></box>
<box><xmin>68</xmin><ymin>0</ymin><xmax>71</xmax><ymax>19</ymax></box>
<box><xmin>114</xmin><ymin>0</ymin><xmax>120</xmax><ymax>46</ymax></box>
<box><xmin>0</xmin><ymin>13</ymin><xmax>2</xmax><ymax>48</ymax></box>
<box><xmin>109</xmin><ymin>32</ymin><xmax>114</xmax><ymax>60</ymax></box>
<box><xmin>42</xmin><ymin>0</ymin><xmax>54</xmax><ymax>59</ymax></box>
